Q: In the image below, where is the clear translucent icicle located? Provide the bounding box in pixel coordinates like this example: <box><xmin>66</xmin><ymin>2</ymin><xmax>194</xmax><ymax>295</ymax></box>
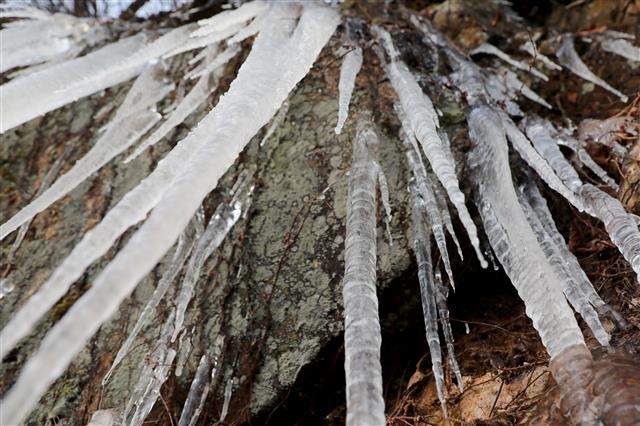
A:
<box><xmin>468</xmin><ymin>104</ymin><xmax>586</xmax><ymax>358</ymax></box>
<box><xmin>126</xmin><ymin>50</ymin><xmax>234</xmax><ymax>162</ymax></box>
<box><xmin>1</xmin><ymin>63</ymin><xmax>172</xmax><ymax>240</ymax></box>
<box><xmin>591</xmin><ymin>31</ymin><xmax>640</xmax><ymax>62</ymax></box>
<box><xmin>260</xmin><ymin>100</ymin><xmax>289</xmax><ymax>147</ymax></box>
<box><xmin>335</xmin><ymin>46</ymin><xmax>363</xmax><ymax>134</ymax></box>
<box><xmin>171</xmin><ymin>193</ymin><xmax>244</xmax><ymax>343</ymax></box>
<box><xmin>406</xmin><ymin>146</ymin><xmax>455</xmax><ymax>286</ymax></box>
<box><xmin>499</xmin><ymin>113</ymin><xmax>584</xmax><ymax>210</ymax></box>
<box><xmin>581</xmin><ymin>184</ymin><xmax>640</xmax><ymax>282</ymax></box>
<box><xmin>102</xmin><ymin>231</ymin><xmax>194</xmax><ymax>386</ymax></box>
<box><xmin>124</xmin><ymin>310</ymin><xmax>178</xmax><ymax>426</ymax></box>
<box><xmin>556</xmin><ymin>133</ymin><xmax>619</xmax><ymax>191</ymax></box>
<box><xmin>378</xmin><ymin>27</ymin><xmax>487</xmax><ymax>268</ymax></box>
<box><xmin>219</xmin><ymin>378</ymin><xmax>235</xmax><ymax>422</ymax></box>
<box><xmin>516</xmin><ymin>181</ymin><xmax>610</xmax><ymax>346</ymax></box>
<box><xmin>521</xmin><ymin>180</ymin><xmax>624</xmax><ymax>326</ymax></box>
<box><xmin>376</xmin><ymin>163</ymin><xmax>393</xmax><ymax>245</ymax></box>
<box><xmin>471</xmin><ymin>42</ymin><xmax>549</xmax><ymax>81</ymax></box>
<box><xmin>178</xmin><ymin>355</ymin><xmax>212</xmax><ymax>426</ymax></box>
<box><xmin>396</xmin><ymin>102</ymin><xmax>462</xmax><ymax>267</ymax></box>
<box><xmin>556</xmin><ymin>34</ymin><xmax>629</xmax><ymax>103</ymax></box>
<box><xmin>193</xmin><ymin>0</ymin><xmax>268</xmax><ymax>37</ymax></box>
<box><xmin>6</xmin><ymin>146</ymin><xmax>70</xmax><ymax>259</ymax></box>
<box><xmin>497</xmin><ymin>68</ymin><xmax>552</xmax><ymax>109</ymax></box>
<box><xmin>0</xmin><ymin>5</ymin><xmax>339</xmax><ymax>424</ymax></box>
<box><xmin>164</xmin><ymin>23</ymin><xmax>245</xmax><ymax>59</ymax></box>
<box><xmin>227</xmin><ymin>10</ymin><xmax>267</xmax><ymax>44</ymax></box>
<box><xmin>525</xmin><ymin>118</ymin><xmax>584</xmax><ymax>193</ymax></box>
<box><xmin>185</xmin><ymin>43</ymin><xmax>241</xmax><ymax>80</ymax></box>
<box><xmin>434</xmin><ymin>270</ymin><xmax>463</xmax><ymax>392</ymax></box>
<box><xmin>519</xmin><ymin>40</ymin><xmax>561</xmax><ymax>71</ymax></box>
<box><xmin>409</xmin><ymin>180</ymin><xmax>448</xmax><ymax>416</ymax></box>
<box><xmin>432</xmin><ymin>178</ymin><xmax>464</xmax><ymax>262</ymax></box>
<box><xmin>343</xmin><ymin>118</ymin><xmax>386</xmax><ymax>426</ymax></box>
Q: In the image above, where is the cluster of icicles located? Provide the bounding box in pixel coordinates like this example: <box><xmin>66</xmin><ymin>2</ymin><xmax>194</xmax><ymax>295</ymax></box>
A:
<box><xmin>0</xmin><ymin>1</ymin><xmax>639</xmax><ymax>425</ymax></box>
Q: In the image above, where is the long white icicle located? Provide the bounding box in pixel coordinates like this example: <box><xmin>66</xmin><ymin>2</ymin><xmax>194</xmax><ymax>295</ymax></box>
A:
<box><xmin>343</xmin><ymin>118</ymin><xmax>386</xmax><ymax>426</ymax></box>
<box><xmin>0</xmin><ymin>4</ymin><xmax>339</xmax><ymax>424</ymax></box>
<box><xmin>0</xmin><ymin>34</ymin><xmax>147</xmax><ymax>133</ymax></box>
<box><xmin>335</xmin><ymin>46</ymin><xmax>363</xmax><ymax>134</ymax></box>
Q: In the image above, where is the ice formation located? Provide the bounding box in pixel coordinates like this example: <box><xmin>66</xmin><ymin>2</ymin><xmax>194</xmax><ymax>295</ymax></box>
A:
<box><xmin>556</xmin><ymin>33</ymin><xmax>629</xmax><ymax>103</ymax></box>
<box><xmin>471</xmin><ymin>42</ymin><xmax>549</xmax><ymax>81</ymax></box>
<box><xmin>468</xmin><ymin>105</ymin><xmax>587</xmax><ymax>358</ymax></box>
<box><xmin>335</xmin><ymin>46</ymin><xmax>363</xmax><ymax>134</ymax></box>
<box><xmin>342</xmin><ymin>118</ymin><xmax>385</xmax><ymax>426</ymax></box>
<box><xmin>376</xmin><ymin>26</ymin><xmax>488</xmax><ymax>268</ymax></box>
<box><xmin>1</xmin><ymin>1</ymin><xmax>638</xmax><ymax>425</ymax></box>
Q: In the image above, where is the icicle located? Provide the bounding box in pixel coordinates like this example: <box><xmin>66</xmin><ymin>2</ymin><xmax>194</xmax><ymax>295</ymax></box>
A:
<box><xmin>0</xmin><ymin>12</ymin><xmax>105</xmax><ymax>73</ymax></box>
<box><xmin>219</xmin><ymin>378</ymin><xmax>235</xmax><ymax>422</ymax></box>
<box><xmin>124</xmin><ymin>310</ymin><xmax>177</xmax><ymax>426</ymax></box>
<box><xmin>126</xmin><ymin>51</ymin><xmax>232</xmax><ymax>162</ymax></box>
<box><xmin>580</xmin><ymin>184</ymin><xmax>640</xmax><ymax>282</ymax></box>
<box><xmin>0</xmin><ymin>34</ymin><xmax>147</xmax><ymax>133</ymax></box>
<box><xmin>556</xmin><ymin>133</ymin><xmax>619</xmax><ymax>191</ymax></box>
<box><xmin>468</xmin><ymin>104</ymin><xmax>586</xmax><ymax>358</ymax></box>
<box><xmin>406</xmin><ymin>147</ymin><xmax>455</xmax><ymax>287</ymax></box>
<box><xmin>171</xmin><ymin>192</ymin><xmax>245</xmax><ymax>343</ymax></box>
<box><xmin>6</xmin><ymin>146</ymin><xmax>70</xmax><ymax>259</ymax></box>
<box><xmin>164</xmin><ymin>23</ymin><xmax>245</xmax><ymax>59</ymax></box>
<box><xmin>397</xmin><ymin>102</ymin><xmax>461</xmax><ymax>268</ymax></box>
<box><xmin>522</xmin><ymin>180</ymin><xmax>625</xmax><ymax>327</ymax></box>
<box><xmin>0</xmin><ymin>5</ymin><xmax>339</xmax><ymax>423</ymax></box>
<box><xmin>260</xmin><ymin>100</ymin><xmax>289</xmax><ymax>147</ymax></box>
<box><xmin>0</xmin><ymin>23</ymin><xmax>198</xmax><ymax>134</ymax></box>
<box><xmin>525</xmin><ymin>118</ymin><xmax>584</xmax><ymax>193</ymax></box>
<box><xmin>409</xmin><ymin>180</ymin><xmax>448</xmax><ymax>416</ymax></box>
<box><xmin>335</xmin><ymin>46</ymin><xmax>363</xmax><ymax>134</ymax></box>
<box><xmin>1</xmin><ymin>63</ymin><xmax>172</xmax><ymax>240</ymax></box>
<box><xmin>102</xmin><ymin>230</ymin><xmax>193</xmax><ymax>386</ymax></box>
<box><xmin>497</xmin><ymin>68</ymin><xmax>552</xmax><ymax>109</ymax></box>
<box><xmin>227</xmin><ymin>10</ymin><xmax>267</xmax><ymax>44</ymax></box>
<box><xmin>471</xmin><ymin>42</ymin><xmax>549</xmax><ymax>81</ymax></box>
<box><xmin>499</xmin><ymin>113</ymin><xmax>584</xmax><ymax>210</ymax></box>
<box><xmin>376</xmin><ymin>27</ymin><xmax>487</xmax><ymax>268</ymax></box>
<box><xmin>556</xmin><ymin>34</ymin><xmax>629</xmax><ymax>103</ymax></box>
<box><xmin>519</xmin><ymin>40</ymin><xmax>561</xmax><ymax>71</ymax></box>
<box><xmin>590</xmin><ymin>31</ymin><xmax>640</xmax><ymax>62</ymax></box>
<box><xmin>517</xmin><ymin>182</ymin><xmax>610</xmax><ymax>346</ymax></box>
<box><xmin>178</xmin><ymin>355</ymin><xmax>212</xmax><ymax>426</ymax></box>
<box><xmin>193</xmin><ymin>0</ymin><xmax>269</xmax><ymax>37</ymax></box>
<box><xmin>434</xmin><ymin>270</ymin><xmax>463</xmax><ymax>392</ymax></box>
<box><xmin>186</xmin><ymin>43</ymin><xmax>240</xmax><ymax>80</ymax></box>
<box><xmin>432</xmin><ymin>178</ymin><xmax>464</xmax><ymax>262</ymax></box>
<box><xmin>376</xmin><ymin>163</ymin><xmax>393</xmax><ymax>245</ymax></box>
<box><xmin>343</xmin><ymin>118</ymin><xmax>385</xmax><ymax>426</ymax></box>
